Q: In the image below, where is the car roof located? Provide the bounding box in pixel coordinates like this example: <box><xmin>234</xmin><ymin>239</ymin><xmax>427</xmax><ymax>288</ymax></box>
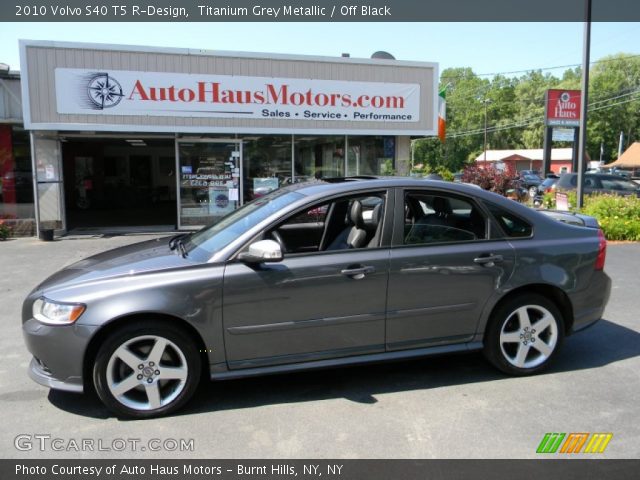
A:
<box><xmin>284</xmin><ymin>176</ymin><xmax>483</xmax><ymax>196</ymax></box>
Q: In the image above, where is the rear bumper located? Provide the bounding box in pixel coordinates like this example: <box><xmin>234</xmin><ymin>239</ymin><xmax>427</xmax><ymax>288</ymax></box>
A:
<box><xmin>569</xmin><ymin>270</ymin><xmax>612</xmax><ymax>333</ymax></box>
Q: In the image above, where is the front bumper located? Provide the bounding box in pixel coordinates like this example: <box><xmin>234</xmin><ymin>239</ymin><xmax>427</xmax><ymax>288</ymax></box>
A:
<box><xmin>28</xmin><ymin>357</ymin><xmax>83</xmax><ymax>393</ymax></box>
<box><xmin>22</xmin><ymin>318</ymin><xmax>99</xmax><ymax>393</ymax></box>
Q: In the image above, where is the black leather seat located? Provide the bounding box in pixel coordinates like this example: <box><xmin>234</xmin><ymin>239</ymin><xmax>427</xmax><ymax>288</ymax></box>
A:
<box><xmin>419</xmin><ymin>196</ymin><xmax>452</xmax><ymax>226</ymax></box>
<box><xmin>326</xmin><ymin>200</ymin><xmax>368</xmax><ymax>250</ymax></box>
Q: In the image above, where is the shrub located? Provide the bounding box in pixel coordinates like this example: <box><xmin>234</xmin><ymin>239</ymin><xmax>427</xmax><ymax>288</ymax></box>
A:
<box><xmin>0</xmin><ymin>220</ymin><xmax>11</xmax><ymax>240</ymax></box>
<box><xmin>582</xmin><ymin>194</ymin><xmax>640</xmax><ymax>241</ymax></box>
<box><xmin>435</xmin><ymin>166</ymin><xmax>454</xmax><ymax>182</ymax></box>
<box><xmin>461</xmin><ymin>164</ymin><xmax>516</xmax><ymax>196</ymax></box>
<box><xmin>380</xmin><ymin>159</ymin><xmax>395</xmax><ymax>176</ymax></box>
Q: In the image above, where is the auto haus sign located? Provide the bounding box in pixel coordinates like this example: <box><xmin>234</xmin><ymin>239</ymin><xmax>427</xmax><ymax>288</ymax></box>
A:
<box><xmin>545</xmin><ymin>89</ymin><xmax>581</xmax><ymax>127</ymax></box>
<box><xmin>55</xmin><ymin>68</ymin><xmax>420</xmax><ymax>123</ymax></box>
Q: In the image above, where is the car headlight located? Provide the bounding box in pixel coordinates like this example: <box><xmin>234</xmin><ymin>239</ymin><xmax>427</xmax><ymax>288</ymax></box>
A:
<box><xmin>32</xmin><ymin>298</ymin><xmax>86</xmax><ymax>326</ymax></box>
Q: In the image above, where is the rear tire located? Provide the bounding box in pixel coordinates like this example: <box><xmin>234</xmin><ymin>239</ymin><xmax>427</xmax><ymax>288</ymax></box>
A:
<box><xmin>483</xmin><ymin>294</ymin><xmax>564</xmax><ymax>375</ymax></box>
<box><xmin>92</xmin><ymin>321</ymin><xmax>201</xmax><ymax>418</ymax></box>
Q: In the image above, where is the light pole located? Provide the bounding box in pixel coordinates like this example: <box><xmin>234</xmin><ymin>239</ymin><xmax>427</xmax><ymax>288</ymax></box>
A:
<box><xmin>577</xmin><ymin>0</ymin><xmax>592</xmax><ymax>209</ymax></box>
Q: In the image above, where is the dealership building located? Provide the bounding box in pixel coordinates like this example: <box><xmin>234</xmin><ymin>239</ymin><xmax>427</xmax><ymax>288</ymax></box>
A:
<box><xmin>1</xmin><ymin>40</ymin><xmax>437</xmax><ymax>236</ymax></box>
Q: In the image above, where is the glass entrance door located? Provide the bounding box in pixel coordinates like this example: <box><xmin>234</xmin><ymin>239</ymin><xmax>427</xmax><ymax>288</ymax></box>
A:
<box><xmin>177</xmin><ymin>140</ymin><xmax>242</xmax><ymax>229</ymax></box>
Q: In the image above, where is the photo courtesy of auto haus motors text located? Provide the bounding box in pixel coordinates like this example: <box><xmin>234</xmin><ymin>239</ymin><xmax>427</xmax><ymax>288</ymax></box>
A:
<box><xmin>14</xmin><ymin>462</ymin><xmax>343</xmax><ymax>477</ymax></box>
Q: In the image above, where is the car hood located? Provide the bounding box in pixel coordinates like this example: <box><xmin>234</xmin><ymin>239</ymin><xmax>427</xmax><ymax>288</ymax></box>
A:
<box><xmin>35</xmin><ymin>237</ymin><xmax>198</xmax><ymax>292</ymax></box>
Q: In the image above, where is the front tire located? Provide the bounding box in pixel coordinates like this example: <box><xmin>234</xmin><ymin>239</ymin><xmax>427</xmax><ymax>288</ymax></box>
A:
<box><xmin>483</xmin><ymin>294</ymin><xmax>564</xmax><ymax>375</ymax></box>
<box><xmin>93</xmin><ymin>321</ymin><xmax>201</xmax><ymax>418</ymax></box>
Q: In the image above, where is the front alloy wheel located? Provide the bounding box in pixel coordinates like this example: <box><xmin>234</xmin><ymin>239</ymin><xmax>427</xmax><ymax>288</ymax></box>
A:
<box><xmin>93</xmin><ymin>323</ymin><xmax>201</xmax><ymax>418</ymax></box>
<box><xmin>484</xmin><ymin>294</ymin><xmax>564</xmax><ymax>375</ymax></box>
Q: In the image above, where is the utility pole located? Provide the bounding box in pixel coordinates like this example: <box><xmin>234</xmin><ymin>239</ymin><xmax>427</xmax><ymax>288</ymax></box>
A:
<box><xmin>577</xmin><ymin>0</ymin><xmax>592</xmax><ymax>209</ymax></box>
<box><xmin>482</xmin><ymin>98</ymin><xmax>491</xmax><ymax>163</ymax></box>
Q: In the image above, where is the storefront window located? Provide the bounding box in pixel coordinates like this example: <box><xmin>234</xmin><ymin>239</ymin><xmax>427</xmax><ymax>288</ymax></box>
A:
<box><xmin>346</xmin><ymin>136</ymin><xmax>395</xmax><ymax>176</ymax></box>
<box><xmin>0</xmin><ymin>126</ymin><xmax>35</xmax><ymax>234</ymax></box>
<box><xmin>241</xmin><ymin>135</ymin><xmax>292</xmax><ymax>203</ymax></box>
<box><xmin>294</xmin><ymin>136</ymin><xmax>345</xmax><ymax>181</ymax></box>
<box><xmin>178</xmin><ymin>141</ymin><xmax>241</xmax><ymax>227</ymax></box>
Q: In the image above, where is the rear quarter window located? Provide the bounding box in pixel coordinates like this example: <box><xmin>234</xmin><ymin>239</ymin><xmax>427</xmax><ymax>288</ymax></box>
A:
<box><xmin>486</xmin><ymin>203</ymin><xmax>533</xmax><ymax>238</ymax></box>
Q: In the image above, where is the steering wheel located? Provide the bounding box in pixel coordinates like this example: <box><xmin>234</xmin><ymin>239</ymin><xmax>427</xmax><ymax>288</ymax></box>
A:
<box><xmin>271</xmin><ymin>230</ymin><xmax>287</xmax><ymax>253</ymax></box>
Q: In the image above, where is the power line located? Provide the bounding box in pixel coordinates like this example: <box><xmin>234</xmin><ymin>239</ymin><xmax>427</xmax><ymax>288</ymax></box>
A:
<box><xmin>446</xmin><ymin>93</ymin><xmax>640</xmax><ymax>139</ymax></box>
<box><xmin>440</xmin><ymin>54</ymin><xmax>640</xmax><ymax>81</ymax></box>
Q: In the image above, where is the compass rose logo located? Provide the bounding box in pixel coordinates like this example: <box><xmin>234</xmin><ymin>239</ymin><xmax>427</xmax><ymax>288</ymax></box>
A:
<box><xmin>86</xmin><ymin>73</ymin><xmax>124</xmax><ymax>109</ymax></box>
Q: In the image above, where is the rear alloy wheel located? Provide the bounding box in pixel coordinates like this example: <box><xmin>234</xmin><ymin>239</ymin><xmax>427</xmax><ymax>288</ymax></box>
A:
<box><xmin>93</xmin><ymin>323</ymin><xmax>201</xmax><ymax>418</ymax></box>
<box><xmin>528</xmin><ymin>186</ymin><xmax>538</xmax><ymax>198</ymax></box>
<box><xmin>484</xmin><ymin>294</ymin><xmax>564</xmax><ymax>375</ymax></box>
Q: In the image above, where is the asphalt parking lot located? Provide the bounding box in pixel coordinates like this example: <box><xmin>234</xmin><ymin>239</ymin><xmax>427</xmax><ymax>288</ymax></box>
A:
<box><xmin>0</xmin><ymin>234</ymin><xmax>638</xmax><ymax>459</ymax></box>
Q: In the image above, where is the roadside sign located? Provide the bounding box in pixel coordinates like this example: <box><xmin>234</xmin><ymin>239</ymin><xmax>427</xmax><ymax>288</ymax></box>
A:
<box><xmin>546</xmin><ymin>89</ymin><xmax>581</xmax><ymax>127</ymax></box>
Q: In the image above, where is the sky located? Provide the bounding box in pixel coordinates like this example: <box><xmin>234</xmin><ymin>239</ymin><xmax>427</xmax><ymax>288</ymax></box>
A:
<box><xmin>2</xmin><ymin>22</ymin><xmax>640</xmax><ymax>79</ymax></box>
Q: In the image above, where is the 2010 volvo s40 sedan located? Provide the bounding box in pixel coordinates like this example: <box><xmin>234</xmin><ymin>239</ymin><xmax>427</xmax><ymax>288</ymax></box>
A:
<box><xmin>23</xmin><ymin>178</ymin><xmax>611</xmax><ymax>418</ymax></box>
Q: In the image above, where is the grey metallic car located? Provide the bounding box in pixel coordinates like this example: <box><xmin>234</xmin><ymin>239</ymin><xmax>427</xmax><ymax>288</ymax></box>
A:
<box><xmin>22</xmin><ymin>177</ymin><xmax>611</xmax><ymax>418</ymax></box>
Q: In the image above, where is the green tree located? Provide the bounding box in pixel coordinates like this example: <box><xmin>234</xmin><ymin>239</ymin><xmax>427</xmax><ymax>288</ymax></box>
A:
<box><xmin>586</xmin><ymin>54</ymin><xmax>640</xmax><ymax>162</ymax></box>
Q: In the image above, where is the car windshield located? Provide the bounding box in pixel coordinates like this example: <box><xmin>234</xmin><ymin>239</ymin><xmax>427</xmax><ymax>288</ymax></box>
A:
<box><xmin>185</xmin><ymin>189</ymin><xmax>304</xmax><ymax>257</ymax></box>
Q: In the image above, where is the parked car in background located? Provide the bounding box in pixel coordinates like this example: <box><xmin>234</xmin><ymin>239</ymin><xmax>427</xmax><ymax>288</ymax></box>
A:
<box><xmin>608</xmin><ymin>168</ymin><xmax>632</xmax><ymax>179</ymax></box>
<box><xmin>23</xmin><ymin>177</ymin><xmax>611</xmax><ymax>418</ymax></box>
<box><xmin>518</xmin><ymin>172</ymin><xmax>543</xmax><ymax>197</ymax></box>
<box><xmin>533</xmin><ymin>175</ymin><xmax>560</xmax><ymax>207</ymax></box>
<box><xmin>555</xmin><ymin>173</ymin><xmax>640</xmax><ymax>198</ymax></box>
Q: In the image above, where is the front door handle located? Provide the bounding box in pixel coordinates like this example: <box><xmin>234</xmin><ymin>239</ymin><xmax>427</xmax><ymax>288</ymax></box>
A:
<box><xmin>341</xmin><ymin>265</ymin><xmax>376</xmax><ymax>279</ymax></box>
<box><xmin>473</xmin><ymin>254</ymin><xmax>504</xmax><ymax>267</ymax></box>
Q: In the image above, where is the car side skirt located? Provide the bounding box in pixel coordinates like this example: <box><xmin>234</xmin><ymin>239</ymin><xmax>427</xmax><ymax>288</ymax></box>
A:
<box><xmin>210</xmin><ymin>341</ymin><xmax>483</xmax><ymax>381</ymax></box>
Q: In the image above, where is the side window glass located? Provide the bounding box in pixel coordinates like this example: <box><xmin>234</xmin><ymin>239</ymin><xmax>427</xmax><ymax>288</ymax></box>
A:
<box><xmin>403</xmin><ymin>192</ymin><xmax>486</xmax><ymax>245</ymax></box>
<box><xmin>289</xmin><ymin>204</ymin><xmax>329</xmax><ymax>224</ymax></box>
<box><xmin>324</xmin><ymin>194</ymin><xmax>385</xmax><ymax>251</ymax></box>
<box><xmin>268</xmin><ymin>192</ymin><xmax>386</xmax><ymax>254</ymax></box>
<box><xmin>486</xmin><ymin>203</ymin><xmax>533</xmax><ymax>238</ymax></box>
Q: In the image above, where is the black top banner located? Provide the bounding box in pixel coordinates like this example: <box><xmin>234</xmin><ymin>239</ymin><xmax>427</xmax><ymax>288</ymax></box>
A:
<box><xmin>4</xmin><ymin>0</ymin><xmax>640</xmax><ymax>22</ymax></box>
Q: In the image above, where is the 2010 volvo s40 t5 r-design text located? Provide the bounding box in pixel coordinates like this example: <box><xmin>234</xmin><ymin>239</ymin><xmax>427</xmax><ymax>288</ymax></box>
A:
<box><xmin>22</xmin><ymin>178</ymin><xmax>611</xmax><ymax>418</ymax></box>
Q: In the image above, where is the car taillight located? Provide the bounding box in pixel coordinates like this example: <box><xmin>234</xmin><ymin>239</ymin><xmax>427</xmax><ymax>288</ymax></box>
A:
<box><xmin>595</xmin><ymin>229</ymin><xmax>607</xmax><ymax>270</ymax></box>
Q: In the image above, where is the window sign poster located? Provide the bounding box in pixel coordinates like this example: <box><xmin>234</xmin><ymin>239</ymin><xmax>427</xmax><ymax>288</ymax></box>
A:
<box><xmin>383</xmin><ymin>137</ymin><xmax>396</xmax><ymax>158</ymax></box>
<box><xmin>209</xmin><ymin>188</ymin><xmax>236</xmax><ymax>217</ymax></box>
<box><xmin>45</xmin><ymin>165</ymin><xmax>56</xmax><ymax>180</ymax></box>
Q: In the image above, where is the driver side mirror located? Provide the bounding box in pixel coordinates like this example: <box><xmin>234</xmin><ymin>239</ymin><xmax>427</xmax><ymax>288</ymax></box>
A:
<box><xmin>238</xmin><ymin>239</ymin><xmax>283</xmax><ymax>264</ymax></box>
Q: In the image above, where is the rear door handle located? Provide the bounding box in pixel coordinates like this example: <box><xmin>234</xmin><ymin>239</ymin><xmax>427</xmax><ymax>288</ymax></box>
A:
<box><xmin>473</xmin><ymin>254</ymin><xmax>504</xmax><ymax>267</ymax></box>
<box><xmin>341</xmin><ymin>265</ymin><xmax>376</xmax><ymax>279</ymax></box>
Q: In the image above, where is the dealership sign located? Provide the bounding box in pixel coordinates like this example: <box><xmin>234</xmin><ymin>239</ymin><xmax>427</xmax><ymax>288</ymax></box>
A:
<box><xmin>55</xmin><ymin>68</ymin><xmax>420</xmax><ymax>122</ymax></box>
<box><xmin>545</xmin><ymin>89</ymin><xmax>581</xmax><ymax>127</ymax></box>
